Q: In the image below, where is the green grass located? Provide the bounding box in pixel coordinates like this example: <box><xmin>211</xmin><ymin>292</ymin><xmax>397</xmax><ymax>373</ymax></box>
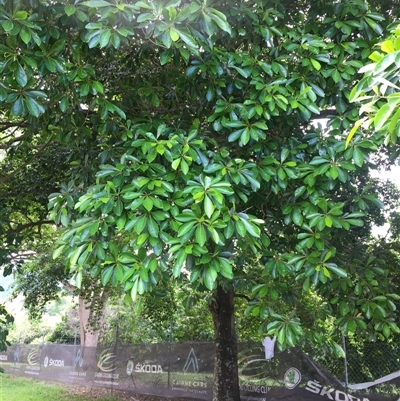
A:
<box><xmin>0</xmin><ymin>374</ymin><xmax>122</xmax><ymax>401</ymax></box>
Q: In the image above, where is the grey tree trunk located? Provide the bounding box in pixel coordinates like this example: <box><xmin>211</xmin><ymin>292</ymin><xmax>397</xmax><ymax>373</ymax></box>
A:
<box><xmin>210</xmin><ymin>285</ymin><xmax>241</xmax><ymax>401</ymax></box>
<box><xmin>61</xmin><ymin>281</ymin><xmax>109</xmax><ymax>347</ymax></box>
<box><xmin>78</xmin><ymin>290</ymin><xmax>109</xmax><ymax>347</ymax></box>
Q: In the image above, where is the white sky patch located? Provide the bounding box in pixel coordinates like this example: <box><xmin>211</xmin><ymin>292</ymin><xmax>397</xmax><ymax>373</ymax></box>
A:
<box><xmin>371</xmin><ymin>165</ymin><xmax>400</xmax><ymax>238</ymax></box>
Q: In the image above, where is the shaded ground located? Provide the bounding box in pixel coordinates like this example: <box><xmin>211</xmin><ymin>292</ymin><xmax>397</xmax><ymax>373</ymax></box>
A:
<box><xmin>52</xmin><ymin>381</ymin><xmax>197</xmax><ymax>401</ymax></box>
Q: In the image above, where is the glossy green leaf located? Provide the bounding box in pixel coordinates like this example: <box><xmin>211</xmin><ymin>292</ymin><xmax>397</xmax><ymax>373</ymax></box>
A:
<box><xmin>16</xmin><ymin>64</ymin><xmax>28</xmax><ymax>87</ymax></box>
<box><xmin>204</xmin><ymin>195</ymin><xmax>214</xmax><ymax>218</ymax></box>
<box><xmin>374</xmin><ymin>104</ymin><xmax>394</xmax><ymax>131</ymax></box>
<box><xmin>173</xmin><ymin>249</ymin><xmax>187</xmax><ymax>277</ymax></box>
<box><xmin>65</xmin><ymin>5</ymin><xmax>76</xmax><ymax>16</ymax></box>
<box><xmin>195</xmin><ymin>224</ymin><xmax>207</xmax><ymax>246</ymax></box>
<box><xmin>2</xmin><ymin>20</ymin><xmax>14</xmax><ymax>32</ymax></box>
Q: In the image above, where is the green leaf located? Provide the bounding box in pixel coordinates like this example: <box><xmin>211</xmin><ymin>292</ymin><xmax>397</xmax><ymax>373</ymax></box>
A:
<box><xmin>204</xmin><ymin>195</ymin><xmax>214</xmax><ymax>218</ymax></box>
<box><xmin>76</xmin><ymin>9</ymin><xmax>88</xmax><ymax>21</ymax></box>
<box><xmin>326</xmin><ymin>264</ymin><xmax>347</xmax><ymax>278</ymax></box>
<box><xmin>130</xmin><ymin>279</ymin><xmax>139</xmax><ymax>301</ymax></box>
<box><xmin>25</xmin><ymin>96</ymin><xmax>45</xmax><ymax>117</ymax></box>
<box><xmin>119</xmin><ymin>253</ymin><xmax>137</xmax><ymax>264</ymax></box>
<box><xmin>169</xmin><ymin>28</ymin><xmax>180</xmax><ymax>42</ymax></box>
<box><xmin>332</xmin><ymin>69</ymin><xmax>341</xmax><ymax>83</ymax></box>
<box><xmin>173</xmin><ymin>249</ymin><xmax>187</xmax><ymax>277</ymax></box>
<box><xmin>147</xmin><ymin>216</ymin><xmax>159</xmax><ymax>237</ymax></box>
<box><xmin>178</xmin><ymin>221</ymin><xmax>196</xmax><ymax>237</ymax></box>
<box><xmin>292</xmin><ymin>209</ymin><xmax>303</xmax><ymax>226</ymax></box>
<box><xmin>160</xmin><ymin>49</ymin><xmax>173</xmax><ymax>65</ymax></box>
<box><xmin>75</xmin><ymin>271</ymin><xmax>83</xmax><ymax>289</ymax></box>
<box><xmin>16</xmin><ymin>64</ymin><xmax>28</xmax><ymax>87</ymax></box>
<box><xmin>204</xmin><ymin>266</ymin><xmax>217</xmax><ymax>290</ymax></box>
<box><xmin>240</xmin><ymin>217</ymin><xmax>260</xmax><ymax>237</ymax></box>
<box><xmin>101</xmin><ymin>266</ymin><xmax>114</xmax><ymax>285</ymax></box>
<box><xmin>173</xmin><ymin>27</ymin><xmax>198</xmax><ymax>51</ymax></box>
<box><xmin>99</xmin><ymin>30</ymin><xmax>111</xmax><ymax>48</ymax></box>
<box><xmin>171</xmin><ymin>158</ymin><xmax>180</xmax><ymax>170</ymax></box>
<box><xmin>2</xmin><ymin>20</ymin><xmax>14</xmax><ymax>32</ymax></box>
<box><xmin>277</xmin><ymin>327</ymin><xmax>286</xmax><ymax>344</ymax></box>
<box><xmin>195</xmin><ymin>224</ymin><xmax>207</xmax><ymax>247</ymax></box>
<box><xmin>14</xmin><ymin>11</ymin><xmax>28</xmax><ymax>20</ymax></box>
<box><xmin>19</xmin><ymin>26</ymin><xmax>31</xmax><ymax>44</ymax></box>
<box><xmin>310</xmin><ymin>58</ymin><xmax>321</xmax><ymax>70</ymax></box>
<box><xmin>346</xmin><ymin>118</ymin><xmax>366</xmax><ymax>148</ymax></box>
<box><xmin>219</xmin><ymin>258</ymin><xmax>233</xmax><ymax>279</ymax></box>
<box><xmin>235</xmin><ymin>219</ymin><xmax>246</xmax><ymax>237</ymax></box>
<box><xmin>137</xmin><ymin>12</ymin><xmax>154</xmax><ymax>23</ymax></box>
<box><xmin>11</xmin><ymin>98</ymin><xmax>24</xmax><ymax>116</ymax></box>
<box><xmin>80</xmin><ymin>83</ymin><xmax>90</xmax><ymax>96</ymax></box>
<box><xmin>143</xmin><ymin>197</ymin><xmax>153</xmax><ymax>211</ymax></box>
<box><xmin>208</xmin><ymin>8</ymin><xmax>231</xmax><ymax>34</ymax></box>
<box><xmin>59</xmin><ymin>97</ymin><xmax>69</xmax><ymax>112</ymax></box>
<box><xmin>110</xmin><ymin>32</ymin><xmax>121</xmax><ymax>48</ymax></box>
<box><xmin>374</xmin><ymin>51</ymin><xmax>397</xmax><ymax>74</ymax></box>
<box><xmin>65</xmin><ymin>5</ymin><xmax>76</xmax><ymax>16</ymax></box>
<box><xmin>352</xmin><ymin>147</ymin><xmax>364</xmax><ymax>167</ymax></box>
<box><xmin>92</xmin><ymin>81</ymin><xmax>104</xmax><ymax>93</ymax></box>
<box><xmin>52</xmin><ymin>245</ymin><xmax>65</xmax><ymax>259</ymax></box>
<box><xmin>208</xmin><ymin>226</ymin><xmax>220</xmax><ymax>244</ymax></box>
<box><xmin>83</xmin><ymin>0</ymin><xmax>111</xmax><ymax>6</ymax></box>
<box><xmin>374</xmin><ymin>104</ymin><xmax>394</xmax><ymax>131</ymax></box>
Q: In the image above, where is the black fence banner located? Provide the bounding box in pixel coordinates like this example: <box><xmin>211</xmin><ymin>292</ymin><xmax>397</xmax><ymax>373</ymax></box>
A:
<box><xmin>1</xmin><ymin>342</ymin><xmax>399</xmax><ymax>401</ymax></box>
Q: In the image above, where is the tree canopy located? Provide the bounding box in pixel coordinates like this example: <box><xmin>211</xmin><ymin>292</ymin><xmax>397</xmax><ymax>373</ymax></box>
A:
<box><xmin>2</xmin><ymin>0</ymin><xmax>400</xmax><ymax>398</ymax></box>
<box><xmin>350</xmin><ymin>22</ymin><xmax>400</xmax><ymax>145</ymax></box>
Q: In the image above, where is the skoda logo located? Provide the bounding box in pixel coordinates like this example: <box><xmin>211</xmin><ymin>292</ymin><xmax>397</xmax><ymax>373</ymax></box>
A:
<box><xmin>43</xmin><ymin>356</ymin><xmax>49</xmax><ymax>368</ymax></box>
<box><xmin>126</xmin><ymin>360</ymin><xmax>134</xmax><ymax>375</ymax></box>
<box><xmin>284</xmin><ymin>367</ymin><xmax>301</xmax><ymax>389</ymax></box>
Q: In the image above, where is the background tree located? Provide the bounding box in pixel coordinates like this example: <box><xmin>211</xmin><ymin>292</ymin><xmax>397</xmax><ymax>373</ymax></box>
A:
<box><xmin>350</xmin><ymin>22</ymin><xmax>400</xmax><ymax>145</ymax></box>
<box><xmin>1</xmin><ymin>1</ymin><xmax>400</xmax><ymax>399</ymax></box>
<box><xmin>9</xmin><ymin>234</ymin><xmax>112</xmax><ymax>347</ymax></box>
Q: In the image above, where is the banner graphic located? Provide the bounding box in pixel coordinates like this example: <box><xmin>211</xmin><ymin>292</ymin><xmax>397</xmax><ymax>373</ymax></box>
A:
<box><xmin>1</xmin><ymin>342</ymin><xmax>399</xmax><ymax>401</ymax></box>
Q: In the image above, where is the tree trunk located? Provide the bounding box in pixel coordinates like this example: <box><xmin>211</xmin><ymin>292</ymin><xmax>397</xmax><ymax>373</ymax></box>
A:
<box><xmin>78</xmin><ymin>290</ymin><xmax>109</xmax><ymax>347</ymax></box>
<box><xmin>209</xmin><ymin>285</ymin><xmax>240</xmax><ymax>401</ymax></box>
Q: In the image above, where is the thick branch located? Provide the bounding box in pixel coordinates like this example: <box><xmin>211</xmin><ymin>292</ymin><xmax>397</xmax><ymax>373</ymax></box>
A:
<box><xmin>0</xmin><ymin>121</ymin><xmax>27</xmax><ymax>131</ymax></box>
<box><xmin>234</xmin><ymin>293</ymin><xmax>254</xmax><ymax>302</ymax></box>
<box><xmin>9</xmin><ymin>220</ymin><xmax>54</xmax><ymax>234</ymax></box>
<box><xmin>0</xmin><ymin>138</ymin><xmax>55</xmax><ymax>183</ymax></box>
<box><xmin>61</xmin><ymin>280</ymin><xmax>77</xmax><ymax>293</ymax></box>
<box><xmin>312</xmin><ymin>109</ymin><xmax>337</xmax><ymax>120</ymax></box>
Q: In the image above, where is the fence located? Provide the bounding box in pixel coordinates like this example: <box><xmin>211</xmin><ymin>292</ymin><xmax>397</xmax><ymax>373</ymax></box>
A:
<box><xmin>1</xmin><ymin>340</ymin><xmax>400</xmax><ymax>401</ymax></box>
<box><xmin>310</xmin><ymin>339</ymin><xmax>400</xmax><ymax>396</ymax></box>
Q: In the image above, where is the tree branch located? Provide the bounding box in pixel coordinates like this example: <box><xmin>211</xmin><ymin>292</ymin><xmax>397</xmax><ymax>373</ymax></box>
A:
<box><xmin>9</xmin><ymin>220</ymin><xmax>54</xmax><ymax>234</ymax></box>
<box><xmin>0</xmin><ymin>137</ymin><xmax>55</xmax><ymax>183</ymax></box>
<box><xmin>234</xmin><ymin>293</ymin><xmax>254</xmax><ymax>302</ymax></box>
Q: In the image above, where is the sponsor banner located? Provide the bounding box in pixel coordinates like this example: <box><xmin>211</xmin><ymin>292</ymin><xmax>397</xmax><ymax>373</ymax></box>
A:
<box><xmin>5</xmin><ymin>344</ymin><xmax>43</xmax><ymax>377</ymax></box>
<box><xmin>92</xmin><ymin>345</ymin><xmax>120</xmax><ymax>388</ymax></box>
<box><xmin>168</xmin><ymin>343</ymin><xmax>213</xmax><ymax>400</ymax></box>
<box><xmin>0</xmin><ymin>349</ymin><xmax>11</xmax><ymax>372</ymax></box>
<box><xmin>39</xmin><ymin>344</ymin><xmax>74</xmax><ymax>382</ymax></box>
<box><xmin>116</xmin><ymin>343</ymin><xmax>169</xmax><ymax>397</ymax></box>
<box><xmin>2</xmin><ymin>342</ymin><xmax>399</xmax><ymax>401</ymax></box>
<box><xmin>67</xmin><ymin>346</ymin><xmax>97</xmax><ymax>386</ymax></box>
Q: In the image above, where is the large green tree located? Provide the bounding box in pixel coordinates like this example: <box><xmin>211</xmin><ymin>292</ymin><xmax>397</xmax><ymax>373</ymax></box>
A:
<box><xmin>350</xmin><ymin>22</ymin><xmax>400</xmax><ymax>145</ymax></box>
<box><xmin>1</xmin><ymin>0</ymin><xmax>400</xmax><ymax>399</ymax></box>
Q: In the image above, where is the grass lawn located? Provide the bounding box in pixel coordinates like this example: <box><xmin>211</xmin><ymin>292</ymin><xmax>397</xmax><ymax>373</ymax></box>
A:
<box><xmin>0</xmin><ymin>374</ymin><xmax>124</xmax><ymax>401</ymax></box>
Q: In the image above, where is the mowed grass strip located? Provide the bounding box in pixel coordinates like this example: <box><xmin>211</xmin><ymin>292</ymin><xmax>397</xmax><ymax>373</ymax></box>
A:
<box><xmin>0</xmin><ymin>374</ymin><xmax>122</xmax><ymax>401</ymax></box>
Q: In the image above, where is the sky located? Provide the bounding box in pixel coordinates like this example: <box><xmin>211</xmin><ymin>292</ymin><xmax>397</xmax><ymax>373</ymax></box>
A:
<box><xmin>371</xmin><ymin>164</ymin><xmax>400</xmax><ymax>237</ymax></box>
